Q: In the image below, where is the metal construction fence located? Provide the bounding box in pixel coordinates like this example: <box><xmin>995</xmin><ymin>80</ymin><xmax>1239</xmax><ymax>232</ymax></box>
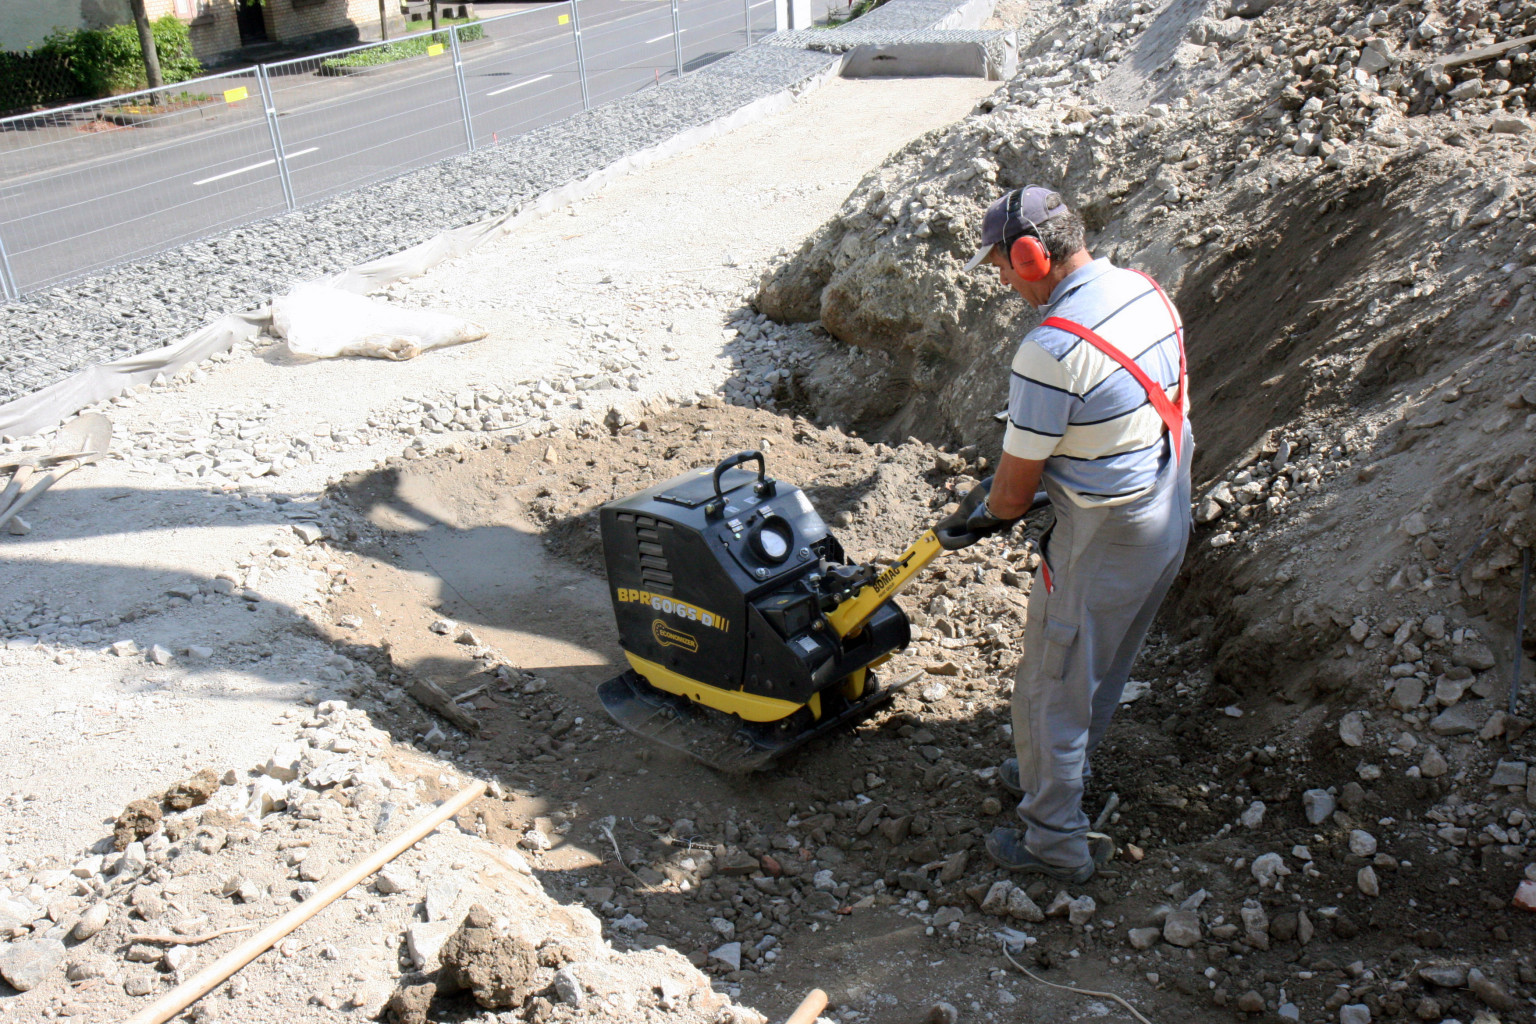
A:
<box><xmin>0</xmin><ymin>0</ymin><xmax>777</xmax><ymax>301</ymax></box>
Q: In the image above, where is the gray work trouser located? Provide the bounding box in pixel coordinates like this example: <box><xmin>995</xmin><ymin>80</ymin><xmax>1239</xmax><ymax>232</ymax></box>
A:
<box><xmin>1011</xmin><ymin>426</ymin><xmax>1193</xmax><ymax>870</ymax></box>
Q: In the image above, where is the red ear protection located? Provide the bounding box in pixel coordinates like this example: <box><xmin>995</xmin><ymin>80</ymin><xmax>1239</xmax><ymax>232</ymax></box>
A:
<box><xmin>1009</xmin><ymin>235</ymin><xmax>1051</xmax><ymax>282</ymax></box>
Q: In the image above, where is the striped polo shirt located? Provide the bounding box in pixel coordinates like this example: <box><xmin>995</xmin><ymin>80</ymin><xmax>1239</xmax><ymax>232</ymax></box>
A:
<box><xmin>1002</xmin><ymin>258</ymin><xmax>1187</xmax><ymax>508</ymax></box>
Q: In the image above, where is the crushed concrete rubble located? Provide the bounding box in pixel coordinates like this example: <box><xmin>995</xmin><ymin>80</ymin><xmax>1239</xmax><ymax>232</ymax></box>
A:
<box><xmin>0</xmin><ymin>700</ymin><xmax>763</xmax><ymax>1022</ymax></box>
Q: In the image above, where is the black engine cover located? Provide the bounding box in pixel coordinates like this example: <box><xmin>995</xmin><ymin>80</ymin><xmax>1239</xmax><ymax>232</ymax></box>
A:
<box><xmin>600</xmin><ymin>458</ymin><xmax>910</xmax><ymax>718</ymax></box>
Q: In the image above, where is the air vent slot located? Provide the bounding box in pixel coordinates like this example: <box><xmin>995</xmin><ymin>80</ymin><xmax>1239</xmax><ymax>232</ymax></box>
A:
<box><xmin>633</xmin><ymin>516</ymin><xmax>673</xmax><ymax>593</ymax></box>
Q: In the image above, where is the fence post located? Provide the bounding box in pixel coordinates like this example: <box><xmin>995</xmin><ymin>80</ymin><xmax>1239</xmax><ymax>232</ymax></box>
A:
<box><xmin>670</xmin><ymin>0</ymin><xmax>685</xmax><ymax>79</ymax></box>
<box><xmin>744</xmin><ymin>0</ymin><xmax>753</xmax><ymax>45</ymax></box>
<box><xmin>568</xmin><ymin>0</ymin><xmax>591</xmax><ymax>110</ymax></box>
<box><xmin>0</xmin><ymin>228</ymin><xmax>18</xmax><ymax>302</ymax></box>
<box><xmin>255</xmin><ymin>65</ymin><xmax>296</xmax><ymax>212</ymax></box>
<box><xmin>449</xmin><ymin>26</ymin><xmax>475</xmax><ymax>151</ymax></box>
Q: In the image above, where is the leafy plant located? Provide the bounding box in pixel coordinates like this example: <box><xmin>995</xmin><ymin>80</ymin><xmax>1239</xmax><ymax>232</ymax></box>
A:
<box><xmin>38</xmin><ymin>15</ymin><xmax>203</xmax><ymax>96</ymax></box>
<box><xmin>320</xmin><ymin>18</ymin><xmax>482</xmax><ymax>71</ymax></box>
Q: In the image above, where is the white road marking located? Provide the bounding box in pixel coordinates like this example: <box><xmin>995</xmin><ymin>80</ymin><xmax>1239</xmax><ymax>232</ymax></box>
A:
<box><xmin>487</xmin><ymin>73</ymin><xmax>553</xmax><ymax>97</ymax></box>
<box><xmin>192</xmin><ymin>146</ymin><xmax>317</xmax><ymax>186</ymax></box>
<box><xmin>644</xmin><ymin>29</ymin><xmax>683</xmax><ymax>42</ymax></box>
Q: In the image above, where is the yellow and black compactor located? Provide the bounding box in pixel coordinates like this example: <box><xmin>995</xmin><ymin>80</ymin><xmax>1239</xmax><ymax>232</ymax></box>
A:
<box><xmin>597</xmin><ymin>450</ymin><xmax>953</xmax><ymax>771</ymax></box>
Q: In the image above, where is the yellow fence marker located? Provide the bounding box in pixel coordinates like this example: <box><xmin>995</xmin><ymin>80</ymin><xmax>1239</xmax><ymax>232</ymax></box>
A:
<box><xmin>427</xmin><ymin>42</ymin><xmax>445</xmax><ymax>56</ymax></box>
<box><xmin>223</xmin><ymin>86</ymin><xmax>248</xmax><ymax>103</ymax></box>
<box><xmin>558</xmin><ymin>13</ymin><xmax>570</xmax><ymax>23</ymax></box>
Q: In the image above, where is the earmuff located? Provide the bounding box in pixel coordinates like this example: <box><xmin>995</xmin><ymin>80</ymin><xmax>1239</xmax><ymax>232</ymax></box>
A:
<box><xmin>1009</xmin><ymin>235</ymin><xmax>1052</xmax><ymax>282</ymax></box>
<box><xmin>1004</xmin><ymin>189</ymin><xmax>1052</xmax><ymax>282</ymax></box>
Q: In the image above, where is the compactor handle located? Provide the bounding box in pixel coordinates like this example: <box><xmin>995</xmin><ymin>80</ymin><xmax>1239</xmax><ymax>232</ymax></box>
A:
<box><xmin>707</xmin><ymin>450</ymin><xmax>774</xmax><ymax>515</ymax></box>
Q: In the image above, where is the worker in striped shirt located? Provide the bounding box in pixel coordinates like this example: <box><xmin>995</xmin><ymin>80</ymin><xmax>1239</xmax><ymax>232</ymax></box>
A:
<box><xmin>936</xmin><ymin>186</ymin><xmax>1194</xmax><ymax>883</ymax></box>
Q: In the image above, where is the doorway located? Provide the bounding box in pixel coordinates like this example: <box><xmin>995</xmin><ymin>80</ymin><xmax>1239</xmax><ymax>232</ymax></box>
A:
<box><xmin>237</xmin><ymin>0</ymin><xmax>269</xmax><ymax>44</ymax></box>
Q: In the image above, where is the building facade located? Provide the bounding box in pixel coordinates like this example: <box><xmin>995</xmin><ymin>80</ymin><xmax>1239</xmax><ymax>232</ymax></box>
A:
<box><xmin>3</xmin><ymin>0</ymin><xmax>405</xmax><ymax>67</ymax></box>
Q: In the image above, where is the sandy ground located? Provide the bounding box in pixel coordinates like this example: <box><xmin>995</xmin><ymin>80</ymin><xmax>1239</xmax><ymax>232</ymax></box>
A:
<box><xmin>0</xmin><ymin>72</ymin><xmax>995</xmax><ymax>918</ymax></box>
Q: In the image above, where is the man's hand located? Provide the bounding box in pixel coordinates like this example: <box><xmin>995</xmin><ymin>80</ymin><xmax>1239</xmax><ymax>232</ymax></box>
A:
<box><xmin>935</xmin><ymin>477</ymin><xmax>1023</xmax><ymax>550</ymax></box>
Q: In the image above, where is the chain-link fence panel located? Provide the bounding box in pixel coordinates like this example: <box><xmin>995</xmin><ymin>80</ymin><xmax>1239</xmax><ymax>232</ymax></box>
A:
<box><xmin>0</xmin><ymin>69</ymin><xmax>283</xmax><ymax>297</ymax></box>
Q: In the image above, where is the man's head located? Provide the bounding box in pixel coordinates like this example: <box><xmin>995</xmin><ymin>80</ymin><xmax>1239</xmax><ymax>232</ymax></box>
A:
<box><xmin>963</xmin><ymin>186</ymin><xmax>1089</xmax><ymax>307</ymax></box>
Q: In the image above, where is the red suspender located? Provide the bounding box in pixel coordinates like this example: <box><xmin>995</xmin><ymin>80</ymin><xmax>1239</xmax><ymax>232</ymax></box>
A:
<box><xmin>1039</xmin><ymin>272</ymin><xmax>1187</xmax><ymax>461</ymax></box>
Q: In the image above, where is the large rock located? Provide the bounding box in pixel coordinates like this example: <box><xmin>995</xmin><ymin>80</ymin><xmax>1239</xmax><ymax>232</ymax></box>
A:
<box><xmin>436</xmin><ymin>904</ymin><xmax>539</xmax><ymax>1010</ymax></box>
<box><xmin>0</xmin><ymin>938</ymin><xmax>66</xmax><ymax>992</ymax></box>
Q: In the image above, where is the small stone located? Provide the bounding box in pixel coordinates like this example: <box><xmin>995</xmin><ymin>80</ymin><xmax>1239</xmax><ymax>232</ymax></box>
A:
<box><xmin>146</xmin><ymin>644</ymin><xmax>173</xmax><ymax>665</ymax></box>
<box><xmin>1435</xmin><ymin>676</ymin><xmax>1466</xmax><ymax>705</ymax></box>
<box><xmin>552</xmin><ymin>966</ymin><xmax>585</xmax><ymax>1007</ymax></box>
<box><xmin>1240</xmin><ymin>903</ymin><xmax>1269</xmax><ymax>949</ymax></box>
<box><xmin>1430</xmin><ymin>701</ymin><xmax>1485</xmax><ymax>736</ymax></box>
<box><xmin>710</xmin><ymin>942</ymin><xmax>742</xmax><ymax>970</ymax></box>
<box><xmin>1489</xmin><ymin>760</ymin><xmax>1528</xmax><ymax>787</ymax></box>
<box><xmin>124</xmin><ymin>973</ymin><xmax>157</xmax><ymax>997</ymax></box>
<box><xmin>1239</xmin><ymin>800</ymin><xmax>1265</xmax><ymax>828</ymax></box>
<box><xmin>1339</xmin><ymin>712</ymin><xmax>1365</xmax><ymax>747</ymax></box>
<box><xmin>375</xmin><ymin>868</ymin><xmax>414</xmax><ymax>895</ymax></box>
<box><xmin>925</xmin><ymin>1002</ymin><xmax>960</xmax><ymax>1024</ymax></box>
<box><xmin>1302</xmin><ymin>789</ymin><xmax>1336</xmax><ymax>825</ymax></box>
<box><xmin>1250</xmin><ymin>852</ymin><xmax>1289</xmax><ymax>887</ymax></box>
<box><xmin>1467</xmin><ymin>968</ymin><xmax>1519</xmax><ymax>1010</ymax></box>
<box><xmin>6</xmin><ymin>515</ymin><xmax>31</xmax><ymax>536</ymax></box>
<box><xmin>1453</xmin><ymin>642</ymin><xmax>1496</xmax><ymax>671</ymax></box>
<box><xmin>1236</xmin><ymin>990</ymin><xmax>1265</xmax><ymax>1013</ymax></box>
<box><xmin>980</xmin><ymin>881</ymin><xmax>1011</xmax><ymax>916</ymax></box>
<box><xmin>263</xmin><ymin>743</ymin><xmax>305</xmax><ymax>781</ymax></box>
<box><xmin>293</xmin><ymin>523</ymin><xmax>324</xmax><ymax>545</ymax></box>
<box><xmin>1357</xmin><ymin>865</ymin><xmax>1380</xmax><ymax>897</ymax></box>
<box><xmin>1417</xmin><ymin>963</ymin><xmax>1467</xmax><ymax>987</ymax></box>
<box><xmin>1513</xmin><ymin>879</ymin><xmax>1536</xmax><ymax>911</ymax></box>
<box><xmin>71</xmin><ymin>902</ymin><xmax>110</xmax><ymax>941</ymax></box>
<box><xmin>1339</xmin><ymin>1005</ymin><xmax>1371</xmax><ymax>1024</ymax></box>
<box><xmin>1419</xmin><ymin>746</ymin><xmax>1449</xmax><ymax>778</ymax></box>
<box><xmin>1067</xmin><ymin>895</ymin><xmax>1096</xmax><ymax>926</ymax></box>
<box><xmin>1491</xmin><ymin>117</ymin><xmax>1532</xmax><ymax>135</ymax></box>
<box><xmin>405</xmin><ymin>920</ymin><xmax>456</xmax><ymax>970</ymax></box>
<box><xmin>1388</xmin><ymin>677</ymin><xmax>1424</xmax><ymax>711</ymax></box>
<box><xmin>1348</xmin><ymin>830</ymin><xmax>1378</xmax><ymax>857</ymax></box>
<box><xmin>1163</xmin><ymin>910</ymin><xmax>1202</xmax><ymax>947</ymax></box>
<box><xmin>1128</xmin><ymin>926</ymin><xmax>1161</xmax><ymax>950</ymax></box>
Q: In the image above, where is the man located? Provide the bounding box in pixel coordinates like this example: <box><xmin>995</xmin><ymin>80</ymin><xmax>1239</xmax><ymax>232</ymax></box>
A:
<box><xmin>936</xmin><ymin>186</ymin><xmax>1193</xmax><ymax>884</ymax></box>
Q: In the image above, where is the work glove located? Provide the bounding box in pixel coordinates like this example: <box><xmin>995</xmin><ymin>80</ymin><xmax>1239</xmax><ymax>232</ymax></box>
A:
<box><xmin>934</xmin><ymin>476</ymin><xmax>1022</xmax><ymax>551</ymax></box>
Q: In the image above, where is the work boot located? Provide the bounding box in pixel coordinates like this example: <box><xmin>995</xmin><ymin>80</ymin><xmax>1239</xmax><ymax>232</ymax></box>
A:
<box><xmin>984</xmin><ymin>827</ymin><xmax>1115</xmax><ymax>883</ymax></box>
<box><xmin>998</xmin><ymin>757</ymin><xmax>1022</xmax><ymax>797</ymax></box>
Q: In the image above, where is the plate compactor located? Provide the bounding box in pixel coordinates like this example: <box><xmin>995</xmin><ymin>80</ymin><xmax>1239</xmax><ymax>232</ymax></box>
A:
<box><xmin>597</xmin><ymin>450</ymin><xmax>960</xmax><ymax>771</ymax></box>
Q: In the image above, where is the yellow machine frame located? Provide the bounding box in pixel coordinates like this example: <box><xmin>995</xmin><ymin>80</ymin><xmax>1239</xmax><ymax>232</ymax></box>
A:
<box><xmin>627</xmin><ymin>529</ymin><xmax>944</xmax><ymax>722</ymax></box>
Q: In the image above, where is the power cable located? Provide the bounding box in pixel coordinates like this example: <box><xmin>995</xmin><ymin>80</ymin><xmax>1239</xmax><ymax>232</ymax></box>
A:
<box><xmin>1000</xmin><ymin>938</ymin><xmax>1155</xmax><ymax>1024</ymax></box>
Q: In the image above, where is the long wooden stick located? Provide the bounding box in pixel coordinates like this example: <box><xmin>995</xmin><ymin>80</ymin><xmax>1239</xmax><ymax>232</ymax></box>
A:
<box><xmin>784</xmin><ymin>988</ymin><xmax>829</xmax><ymax>1024</ymax></box>
<box><xmin>123</xmin><ymin>780</ymin><xmax>486</xmax><ymax>1024</ymax></box>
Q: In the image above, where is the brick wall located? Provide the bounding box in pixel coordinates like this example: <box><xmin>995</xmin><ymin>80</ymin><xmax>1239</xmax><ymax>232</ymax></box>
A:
<box><xmin>266</xmin><ymin>0</ymin><xmax>404</xmax><ymax>47</ymax></box>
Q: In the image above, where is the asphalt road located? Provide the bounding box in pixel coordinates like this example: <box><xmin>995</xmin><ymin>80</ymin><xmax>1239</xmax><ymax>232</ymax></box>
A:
<box><xmin>0</xmin><ymin>0</ymin><xmax>777</xmax><ymax>295</ymax></box>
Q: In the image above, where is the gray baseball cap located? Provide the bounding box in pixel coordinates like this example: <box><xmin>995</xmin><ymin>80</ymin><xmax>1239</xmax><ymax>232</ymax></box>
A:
<box><xmin>962</xmin><ymin>186</ymin><xmax>1071</xmax><ymax>272</ymax></box>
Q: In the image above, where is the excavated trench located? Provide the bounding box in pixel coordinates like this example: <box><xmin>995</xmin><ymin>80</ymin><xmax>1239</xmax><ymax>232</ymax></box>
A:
<box><xmin>306</xmin><ymin>96</ymin><xmax>1534</xmax><ymax>1024</ymax></box>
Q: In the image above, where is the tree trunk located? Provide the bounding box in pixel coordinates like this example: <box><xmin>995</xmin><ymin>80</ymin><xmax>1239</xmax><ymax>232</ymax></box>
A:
<box><xmin>430</xmin><ymin>0</ymin><xmax>440</xmax><ymax>30</ymax></box>
<box><xmin>127</xmin><ymin>0</ymin><xmax>164</xmax><ymax>95</ymax></box>
<box><xmin>379</xmin><ymin>0</ymin><xmax>391</xmax><ymax>39</ymax></box>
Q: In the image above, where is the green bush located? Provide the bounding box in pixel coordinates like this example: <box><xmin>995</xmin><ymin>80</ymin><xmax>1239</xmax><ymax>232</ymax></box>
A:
<box><xmin>38</xmin><ymin>15</ymin><xmax>203</xmax><ymax>97</ymax></box>
<box><xmin>321</xmin><ymin>18</ymin><xmax>482</xmax><ymax>70</ymax></box>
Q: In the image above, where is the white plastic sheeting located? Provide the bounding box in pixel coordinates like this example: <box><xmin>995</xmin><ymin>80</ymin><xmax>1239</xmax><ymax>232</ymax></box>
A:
<box><xmin>272</xmin><ymin>285</ymin><xmax>487</xmax><ymax>361</ymax></box>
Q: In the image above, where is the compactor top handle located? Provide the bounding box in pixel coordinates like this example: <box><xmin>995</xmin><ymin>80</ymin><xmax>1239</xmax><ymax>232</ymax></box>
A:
<box><xmin>705</xmin><ymin>450</ymin><xmax>776</xmax><ymax>517</ymax></box>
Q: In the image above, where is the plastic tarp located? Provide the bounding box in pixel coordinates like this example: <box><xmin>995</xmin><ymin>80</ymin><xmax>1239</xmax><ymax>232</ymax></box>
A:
<box><xmin>272</xmin><ymin>284</ymin><xmax>487</xmax><ymax>361</ymax></box>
